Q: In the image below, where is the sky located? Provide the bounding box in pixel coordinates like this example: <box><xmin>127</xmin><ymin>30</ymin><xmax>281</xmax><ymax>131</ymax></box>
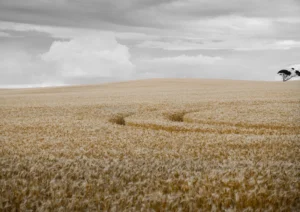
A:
<box><xmin>0</xmin><ymin>0</ymin><xmax>300</xmax><ymax>87</ymax></box>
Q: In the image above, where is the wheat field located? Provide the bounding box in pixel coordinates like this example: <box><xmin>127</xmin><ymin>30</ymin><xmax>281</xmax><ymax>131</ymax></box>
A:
<box><xmin>0</xmin><ymin>79</ymin><xmax>300</xmax><ymax>211</ymax></box>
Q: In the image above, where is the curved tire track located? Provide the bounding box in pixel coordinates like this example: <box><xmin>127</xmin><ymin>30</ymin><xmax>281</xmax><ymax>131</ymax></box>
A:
<box><xmin>108</xmin><ymin>101</ymin><xmax>300</xmax><ymax>135</ymax></box>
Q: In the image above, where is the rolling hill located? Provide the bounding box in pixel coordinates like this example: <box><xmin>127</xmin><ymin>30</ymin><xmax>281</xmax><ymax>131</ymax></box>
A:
<box><xmin>1</xmin><ymin>79</ymin><xmax>299</xmax><ymax>211</ymax></box>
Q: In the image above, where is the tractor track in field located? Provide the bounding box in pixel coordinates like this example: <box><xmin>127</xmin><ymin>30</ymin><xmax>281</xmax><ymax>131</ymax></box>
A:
<box><xmin>108</xmin><ymin>109</ymin><xmax>299</xmax><ymax>136</ymax></box>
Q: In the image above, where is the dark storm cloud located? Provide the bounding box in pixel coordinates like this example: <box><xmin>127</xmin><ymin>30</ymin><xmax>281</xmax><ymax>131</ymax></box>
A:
<box><xmin>0</xmin><ymin>0</ymin><xmax>299</xmax><ymax>30</ymax></box>
<box><xmin>0</xmin><ymin>0</ymin><xmax>176</xmax><ymax>29</ymax></box>
<box><xmin>159</xmin><ymin>0</ymin><xmax>300</xmax><ymax>19</ymax></box>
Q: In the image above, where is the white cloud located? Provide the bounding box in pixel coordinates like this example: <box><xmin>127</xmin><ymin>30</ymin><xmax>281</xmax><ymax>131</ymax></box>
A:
<box><xmin>0</xmin><ymin>21</ymin><xmax>107</xmax><ymax>39</ymax></box>
<box><xmin>115</xmin><ymin>32</ymin><xmax>159</xmax><ymax>40</ymax></box>
<box><xmin>138</xmin><ymin>38</ymin><xmax>300</xmax><ymax>51</ymax></box>
<box><xmin>41</xmin><ymin>33</ymin><xmax>135</xmax><ymax>79</ymax></box>
<box><xmin>0</xmin><ymin>49</ymin><xmax>61</xmax><ymax>87</ymax></box>
<box><xmin>136</xmin><ymin>54</ymin><xmax>224</xmax><ymax>79</ymax></box>
<box><xmin>180</xmin><ymin>16</ymin><xmax>273</xmax><ymax>40</ymax></box>
<box><xmin>235</xmin><ymin>40</ymin><xmax>300</xmax><ymax>51</ymax></box>
<box><xmin>0</xmin><ymin>22</ymin><xmax>135</xmax><ymax>81</ymax></box>
<box><xmin>143</xmin><ymin>54</ymin><xmax>223</xmax><ymax>65</ymax></box>
<box><xmin>136</xmin><ymin>16</ymin><xmax>300</xmax><ymax>51</ymax></box>
<box><xmin>0</xmin><ymin>30</ymin><xmax>135</xmax><ymax>87</ymax></box>
<box><xmin>276</xmin><ymin>17</ymin><xmax>300</xmax><ymax>24</ymax></box>
<box><xmin>137</xmin><ymin>39</ymin><xmax>204</xmax><ymax>50</ymax></box>
<box><xmin>0</xmin><ymin>31</ymin><xmax>10</xmax><ymax>37</ymax></box>
<box><xmin>274</xmin><ymin>40</ymin><xmax>300</xmax><ymax>50</ymax></box>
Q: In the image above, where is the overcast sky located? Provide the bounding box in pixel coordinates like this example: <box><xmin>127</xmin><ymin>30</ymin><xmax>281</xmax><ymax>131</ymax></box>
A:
<box><xmin>0</xmin><ymin>0</ymin><xmax>300</xmax><ymax>87</ymax></box>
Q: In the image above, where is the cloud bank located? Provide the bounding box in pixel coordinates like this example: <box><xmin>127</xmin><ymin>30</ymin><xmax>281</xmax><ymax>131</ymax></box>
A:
<box><xmin>0</xmin><ymin>0</ymin><xmax>300</xmax><ymax>87</ymax></box>
<box><xmin>0</xmin><ymin>32</ymin><xmax>135</xmax><ymax>87</ymax></box>
<box><xmin>41</xmin><ymin>33</ymin><xmax>134</xmax><ymax>79</ymax></box>
<box><xmin>143</xmin><ymin>54</ymin><xmax>222</xmax><ymax>65</ymax></box>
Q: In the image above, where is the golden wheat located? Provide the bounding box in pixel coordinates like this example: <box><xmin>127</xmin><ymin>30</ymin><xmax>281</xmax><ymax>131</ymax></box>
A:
<box><xmin>0</xmin><ymin>79</ymin><xmax>300</xmax><ymax>211</ymax></box>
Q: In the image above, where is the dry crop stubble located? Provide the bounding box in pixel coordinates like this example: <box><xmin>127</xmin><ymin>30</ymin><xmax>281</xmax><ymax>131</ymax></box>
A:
<box><xmin>0</xmin><ymin>79</ymin><xmax>300</xmax><ymax>211</ymax></box>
